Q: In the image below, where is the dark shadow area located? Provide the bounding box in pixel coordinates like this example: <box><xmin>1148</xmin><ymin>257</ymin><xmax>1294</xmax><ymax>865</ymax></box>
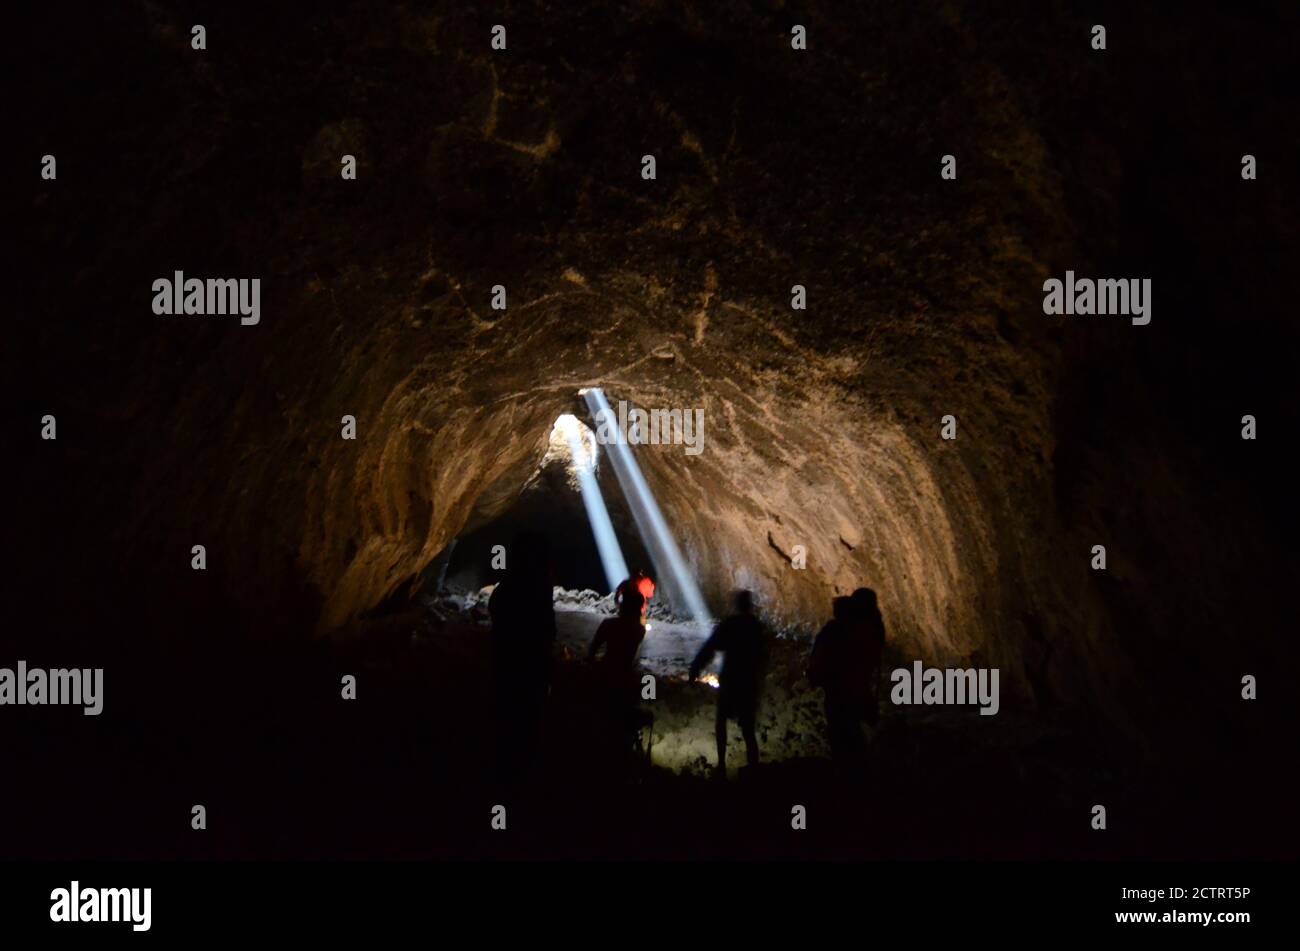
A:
<box><xmin>441</xmin><ymin>441</ymin><xmax>654</xmax><ymax>596</ymax></box>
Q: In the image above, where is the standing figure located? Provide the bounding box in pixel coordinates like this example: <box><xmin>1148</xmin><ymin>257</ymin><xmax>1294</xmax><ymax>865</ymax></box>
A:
<box><xmin>689</xmin><ymin>590</ymin><xmax>768</xmax><ymax>776</ymax></box>
<box><xmin>488</xmin><ymin>531</ymin><xmax>557</xmax><ymax>781</ymax></box>
<box><xmin>588</xmin><ymin>591</ymin><xmax>652</xmax><ymax>768</ymax></box>
<box><xmin>809</xmin><ymin>587</ymin><xmax>886</xmax><ymax>764</ymax></box>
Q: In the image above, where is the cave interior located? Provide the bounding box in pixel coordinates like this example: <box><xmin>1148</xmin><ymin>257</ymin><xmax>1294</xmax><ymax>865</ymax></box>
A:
<box><xmin>9</xmin><ymin>0</ymin><xmax>1299</xmax><ymax>860</ymax></box>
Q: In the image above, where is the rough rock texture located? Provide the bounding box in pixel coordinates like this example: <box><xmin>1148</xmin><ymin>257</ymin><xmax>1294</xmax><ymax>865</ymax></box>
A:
<box><xmin>16</xmin><ymin>0</ymin><xmax>1297</xmax><ymax>748</ymax></box>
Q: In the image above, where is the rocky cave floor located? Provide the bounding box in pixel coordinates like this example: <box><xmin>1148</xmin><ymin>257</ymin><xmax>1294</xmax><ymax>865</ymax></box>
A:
<box><xmin>4</xmin><ymin>585</ymin><xmax>1285</xmax><ymax>862</ymax></box>
<box><xmin>59</xmin><ymin>592</ymin><xmax>1292</xmax><ymax>860</ymax></box>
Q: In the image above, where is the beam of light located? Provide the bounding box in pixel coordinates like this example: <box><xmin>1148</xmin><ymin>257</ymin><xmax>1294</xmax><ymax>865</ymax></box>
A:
<box><xmin>582</xmin><ymin>388</ymin><xmax>713</xmax><ymax>634</ymax></box>
<box><xmin>555</xmin><ymin>414</ymin><xmax>628</xmax><ymax>593</ymax></box>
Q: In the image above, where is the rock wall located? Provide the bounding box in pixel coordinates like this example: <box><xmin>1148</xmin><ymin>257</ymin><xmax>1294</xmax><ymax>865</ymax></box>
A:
<box><xmin>16</xmin><ymin>1</ymin><xmax>1297</xmax><ymax>734</ymax></box>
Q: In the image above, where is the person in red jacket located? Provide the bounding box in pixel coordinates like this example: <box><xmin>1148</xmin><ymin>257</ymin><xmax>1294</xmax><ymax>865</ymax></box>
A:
<box><xmin>614</xmin><ymin>570</ymin><xmax>655</xmax><ymax>619</ymax></box>
<box><xmin>588</xmin><ymin>591</ymin><xmax>651</xmax><ymax>765</ymax></box>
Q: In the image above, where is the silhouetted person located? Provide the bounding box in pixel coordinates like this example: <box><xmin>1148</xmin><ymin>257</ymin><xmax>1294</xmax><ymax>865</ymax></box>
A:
<box><xmin>849</xmin><ymin>588</ymin><xmax>886</xmax><ymax>722</ymax></box>
<box><xmin>690</xmin><ymin>590</ymin><xmax>768</xmax><ymax>775</ymax></box>
<box><xmin>488</xmin><ymin>531</ymin><xmax>556</xmax><ymax>781</ymax></box>
<box><xmin>614</xmin><ymin>569</ymin><xmax>655</xmax><ymax>619</ymax></box>
<box><xmin>588</xmin><ymin>590</ymin><xmax>651</xmax><ymax>766</ymax></box>
<box><xmin>809</xmin><ymin>587</ymin><xmax>886</xmax><ymax>763</ymax></box>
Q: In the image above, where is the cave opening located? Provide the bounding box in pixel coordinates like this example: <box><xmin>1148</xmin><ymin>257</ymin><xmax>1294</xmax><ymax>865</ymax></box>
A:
<box><xmin>437</xmin><ymin>412</ymin><xmax>655</xmax><ymax>598</ymax></box>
